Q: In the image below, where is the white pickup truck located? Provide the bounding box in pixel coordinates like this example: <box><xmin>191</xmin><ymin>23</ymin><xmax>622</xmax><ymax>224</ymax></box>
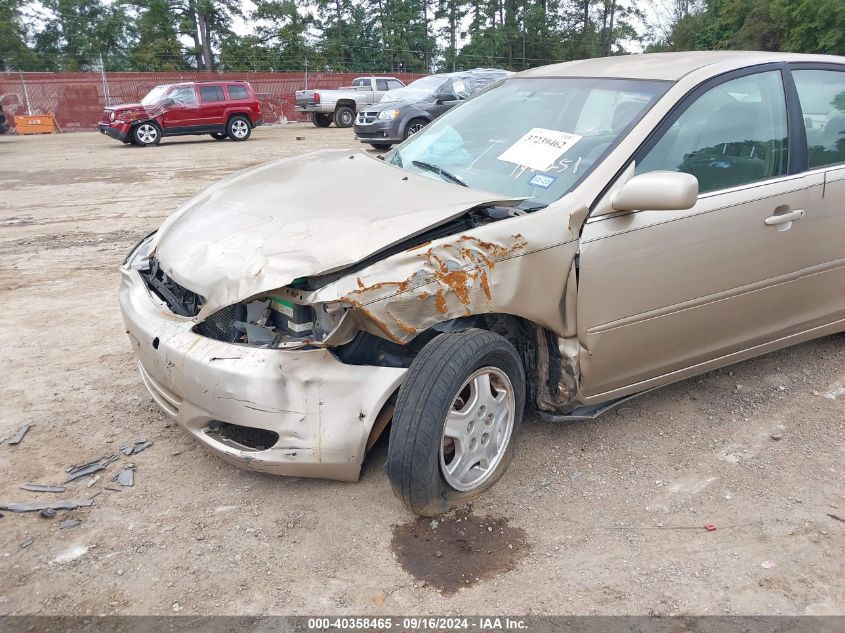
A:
<box><xmin>295</xmin><ymin>76</ymin><xmax>406</xmax><ymax>128</ymax></box>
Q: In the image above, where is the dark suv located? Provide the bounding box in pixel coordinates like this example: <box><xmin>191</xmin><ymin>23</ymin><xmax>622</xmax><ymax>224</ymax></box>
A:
<box><xmin>353</xmin><ymin>69</ymin><xmax>510</xmax><ymax>150</ymax></box>
<box><xmin>99</xmin><ymin>81</ymin><xmax>262</xmax><ymax>146</ymax></box>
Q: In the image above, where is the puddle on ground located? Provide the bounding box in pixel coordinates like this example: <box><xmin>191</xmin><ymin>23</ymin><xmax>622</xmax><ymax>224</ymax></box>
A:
<box><xmin>391</xmin><ymin>508</ymin><xmax>529</xmax><ymax>594</ymax></box>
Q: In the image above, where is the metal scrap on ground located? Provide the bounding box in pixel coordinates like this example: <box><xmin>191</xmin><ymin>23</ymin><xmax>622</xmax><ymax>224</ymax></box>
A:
<box><xmin>0</xmin><ymin>498</ymin><xmax>95</xmax><ymax>513</ymax></box>
<box><xmin>64</xmin><ymin>453</ymin><xmax>119</xmax><ymax>482</ymax></box>
<box><xmin>59</xmin><ymin>519</ymin><xmax>81</xmax><ymax>529</ymax></box>
<box><xmin>113</xmin><ymin>465</ymin><xmax>135</xmax><ymax>487</ymax></box>
<box><xmin>7</xmin><ymin>423</ymin><xmax>32</xmax><ymax>445</ymax></box>
<box><xmin>21</xmin><ymin>483</ymin><xmax>67</xmax><ymax>493</ymax></box>
<box><xmin>121</xmin><ymin>438</ymin><xmax>152</xmax><ymax>456</ymax></box>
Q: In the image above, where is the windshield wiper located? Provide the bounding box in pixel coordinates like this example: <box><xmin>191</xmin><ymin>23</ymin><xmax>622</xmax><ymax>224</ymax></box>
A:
<box><xmin>411</xmin><ymin>160</ymin><xmax>467</xmax><ymax>187</ymax></box>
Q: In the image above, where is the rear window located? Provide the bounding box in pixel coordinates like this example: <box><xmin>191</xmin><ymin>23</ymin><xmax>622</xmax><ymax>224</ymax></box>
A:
<box><xmin>200</xmin><ymin>86</ymin><xmax>225</xmax><ymax>102</ymax></box>
<box><xmin>227</xmin><ymin>85</ymin><xmax>249</xmax><ymax>100</ymax></box>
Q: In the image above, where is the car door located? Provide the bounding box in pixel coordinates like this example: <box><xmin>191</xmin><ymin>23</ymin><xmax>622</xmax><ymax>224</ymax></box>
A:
<box><xmin>576</xmin><ymin>67</ymin><xmax>818</xmax><ymax>400</ymax></box>
<box><xmin>790</xmin><ymin>65</ymin><xmax>845</xmax><ymax>328</ymax></box>
<box><xmin>375</xmin><ymin>78</ymin><xmax>390</xmax><ymax>102</ymax></box>
<box><xmin>196</xmin><ymin>85</ymin><xmax>226</xmax><ymax>130</ymax></box>
<box><xmin>160</xmin><ymin>85</ymin><xmax>200</xmax><ymax>132</ymax></box>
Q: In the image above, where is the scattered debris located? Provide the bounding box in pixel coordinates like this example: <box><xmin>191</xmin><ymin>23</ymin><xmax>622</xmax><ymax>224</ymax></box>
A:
<box><xmin>704</xmin><ymin>524</ymin><xmax>717</xmax><ymax>532</ymax></box>
<box><xmin>770</xmin><ymin>432</ymin><xmax>783</xmax><ymax>441</ymax></box>
<box><xmin>113</xmin><ymin>465</ymin><xmax>135</xmax><ymax>487</ymax></box>
<box><xmin>760</xmin><ymin>560</ymin><xmax>776</xmax><ymax>569</ymax></box>
<box><xmin>64</xmin><ymin>453</ymin><xmax>119</xmax><ymax>483</ymax></box>
<box><xmin>21</xmin><ymin>483</ymin><xmax>66</xmax><ymax>493</ymax></box>
<box><xmin>121</xmin><ymin>438</ymin><xmax>152</xmax><ymax>456</ymax></box>
<box><xmin>59</xmin><ymin>519</ymin><xmax>81</xmax><ymax>529</ymax></box>
<box><xmin>39</xmin><ymin>508</ymin><xmax>57</xmax><ymax>519</ymax></box>
<box><xmin>0</xmin><ymin>498</ymin><xmax>95</xmax><ymax>513</ymax></box>
<box><xmin>826</xmin><ymin>513</ymin><xmax>845</xmax><ymax>524</ymax></box>
<box><xmin>86</xmin><ymin>474</ymin><xmax>101</xmax><ymax>488</ymax></box>
<box><xmin>20</xmin><ymin>538</ymin><xmax>34</xmax><ymax>549</ymax></box>
<box><xmin>7</xmin><ymin>423</ymin><xmax>32</xmax><ymax>445</ymax></box>
<box><xmin>52</xmin><ymin>545</ymin><xmax>88</xmax><ymax>564</ymax></box>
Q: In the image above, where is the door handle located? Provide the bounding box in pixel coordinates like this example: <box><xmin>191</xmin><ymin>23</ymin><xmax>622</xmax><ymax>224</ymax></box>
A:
<box><xmin>764</xmin><ymin>209</ymin><xmax>804</xmax><ymax>226</ymax></box>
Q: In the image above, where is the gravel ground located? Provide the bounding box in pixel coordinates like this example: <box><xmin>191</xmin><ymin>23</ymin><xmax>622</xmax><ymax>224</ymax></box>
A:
<box><xmin>0</xmin><ymin>126</ymin><xmax>843</xmax><ymax>616</ymax></box>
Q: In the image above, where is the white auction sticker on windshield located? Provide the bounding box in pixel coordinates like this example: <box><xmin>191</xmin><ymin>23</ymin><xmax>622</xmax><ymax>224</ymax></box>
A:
<box><xmin>497</xmin><ymin>128</ymin><xmax>582</xmax><ymax>172</ymax></box>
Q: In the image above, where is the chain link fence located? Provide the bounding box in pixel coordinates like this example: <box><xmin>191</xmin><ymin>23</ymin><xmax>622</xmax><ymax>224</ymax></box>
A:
<box><xmin>0</xmin><ymin>71</ymin><xmax>426</xmax><ymax>133</ymax></box>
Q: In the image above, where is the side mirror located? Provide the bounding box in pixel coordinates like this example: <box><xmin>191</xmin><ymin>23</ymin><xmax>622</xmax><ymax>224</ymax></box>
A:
<box><xmin>611</xmin><ymin>171</ymin><xmax>699</xmax><ymax>212</ymax></box>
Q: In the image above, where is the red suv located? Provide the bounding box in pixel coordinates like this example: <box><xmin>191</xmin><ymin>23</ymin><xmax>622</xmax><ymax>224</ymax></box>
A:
<box><xmin>99</xmin><ymin>81</ymin><xmax>262</xmax><ymax>146</ymax></box>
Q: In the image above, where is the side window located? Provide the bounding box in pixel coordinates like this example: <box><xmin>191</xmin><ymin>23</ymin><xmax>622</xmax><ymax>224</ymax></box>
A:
<box><xmin>638</xmin><ymin>71</ymin><xmax>788</xmax><ymax>194</ymax></box>
<box><xmin>387</xmin><ymin>80</ymin><xmax>404</xmax><ymax>90</ymax></box>
<box><xmin>199</xmin><ymin>86</ymin><xmax>224</xmax><ymax>102</ymax></box>
<box><xmin>376</xmin><ymin>79</ymin><xmax>389</xmax><ymax>91</ymax></box>
<box><xmin>351</xmin><ymin>78</ymin><xmax>368</xmax><ymax>87</ymax></box>
<box><xmin>227</xmin><ymin>84</ymin><xmax>249</xmax><ymax>100</ymax></box>
<box><xmin>792</xmin><ymin>69</ymin><xmax>845</xmax><ymax>168</ymax></box>
<box><xmin>168</xmin><ymin>86</ymin><xmax>197</xmax><ymax>105</ymax></box>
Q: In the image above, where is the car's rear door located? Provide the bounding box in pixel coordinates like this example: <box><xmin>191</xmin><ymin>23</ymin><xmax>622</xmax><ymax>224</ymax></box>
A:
<box><xmin>576</xmin><ymin>66</ymin><xmax>819</xmax><ymax>400</ymax></box>
<box><xmin>196</xmin><ymin>85</ymin><xmax>226</xmax><ymax>130</ymax></box>
<box><xmin>789</xmin><ymin>64</ymin><xmax>845</xmax><ymax>329</ymax></box>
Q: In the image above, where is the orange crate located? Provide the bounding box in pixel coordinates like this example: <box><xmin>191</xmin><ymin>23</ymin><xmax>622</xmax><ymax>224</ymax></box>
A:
<box><xmin>14</xmin><ymin>114</ymin><xmax>61</xmax><ymax>134</ymax></box>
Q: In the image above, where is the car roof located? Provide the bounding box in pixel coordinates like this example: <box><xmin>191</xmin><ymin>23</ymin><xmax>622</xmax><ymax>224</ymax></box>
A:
<box><xmin>159</xmin><ymin>80</ymin><xmax>248</xmax><ymax>88</ymax></box>
<box><xmin>519</xmin><ymin>51</ymin><xmax>845</xmax><ymax>81</ymax></box>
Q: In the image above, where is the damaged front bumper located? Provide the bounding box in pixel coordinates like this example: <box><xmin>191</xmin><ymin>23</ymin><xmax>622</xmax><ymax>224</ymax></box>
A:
<box><xmin>118</xmin><ymin>238</ymin><xmax>407</xmax><ymax>482</ymax></box>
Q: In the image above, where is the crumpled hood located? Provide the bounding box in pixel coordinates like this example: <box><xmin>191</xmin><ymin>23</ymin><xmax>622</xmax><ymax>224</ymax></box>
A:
<box><xmin>150</xmin><ymin>149</ymin><xmax>519</xmax><ymax>319</ymax></box>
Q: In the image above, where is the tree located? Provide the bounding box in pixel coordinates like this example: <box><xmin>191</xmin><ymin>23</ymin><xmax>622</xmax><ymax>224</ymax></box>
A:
<box><xmin>0</xmin><ymin>0</ymin><xmax>40</xmax><ymax>70</ymax></box>
<box><xmin>168</xmin><ymin>0</ymin><xmax>241</xmax><ymax>70</ymax></box>
<box><xmin>126</xmin><ymin>0</ymin><xmax>187</xmax><ymax>70</ymax></box>
<box><xmin>435</xmin><ymin>0</ymin><xmax>468</xmax><ymax>71</ymax></box>
<box><xmin>34</xmin><ymin>0</ymin><xmax>135</xmax><ymax>71</ymax></box>
<box><xmin>774</xmin><ymin>0</ymin><xmax>845</xmax><ymax>56</ymax></box>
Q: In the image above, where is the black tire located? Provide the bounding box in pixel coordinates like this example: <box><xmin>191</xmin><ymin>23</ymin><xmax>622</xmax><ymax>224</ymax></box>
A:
<box><xmin>210</xmin><ymin>132</ymin><xmax>227</xmax><ymax>140</ymax></box>
<box><xmin>386</xmin><ymin>329</ymin><xmax>525</xmax><ymax>516</ymax></box>
<box><xmin>333</xmin><ymin>105</ymin><xmax>355</xmax><ymax>128</ymax></box>
<box><xmin>369</xmin><ymin>143</ymin><xmax>393</xmax><ymax>151</ymax></box>
<box><xmin>312</xmin><ymin>113</ymin><xmax>332</xmax><ymax>127</ymax></box>
<box><xmin>132</xmin><ymin>121</ymin><xmax>161</xmax><ymax>147</ymax></box>
<box><xmin>226</xmin><ymin>115</ymin><xmax>252</xmax><ymax>141</ymax></box>
<box><xmin>404</xmin><ymin>118</ymin><xmax>428</xmax><ymax>139</ymax></box>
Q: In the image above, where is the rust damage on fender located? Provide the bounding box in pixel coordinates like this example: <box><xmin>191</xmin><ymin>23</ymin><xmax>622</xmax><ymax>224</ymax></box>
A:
<box><xmin>340</xmin><ymin>233</ymin><xmax>528</xmax><ymax>343</ymax></box>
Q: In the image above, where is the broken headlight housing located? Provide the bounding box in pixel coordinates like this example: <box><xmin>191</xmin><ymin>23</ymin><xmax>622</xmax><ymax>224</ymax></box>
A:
<box><xmin>123</xmin><ymin>230</ymin><xmax>157</xmax><ymax>268</ymax></box>
<box><xmin>193</xmin><ymin>294</ymin><xmax>350</xmax><ymax>349</ymax></box>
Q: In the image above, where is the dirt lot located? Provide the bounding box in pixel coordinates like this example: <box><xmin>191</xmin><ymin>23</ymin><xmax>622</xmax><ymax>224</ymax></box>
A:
<box><xmin>0</xmin><ymin>126</ymin><xmax>843</xmax><ymax>616</ymax></box>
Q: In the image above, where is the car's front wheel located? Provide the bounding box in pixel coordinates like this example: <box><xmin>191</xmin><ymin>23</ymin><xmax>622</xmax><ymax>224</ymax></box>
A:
<box><xmin>227</xmin><ymin>116</ymin><xmax>252</xmax><ymax>141</ymax></box>
<box><xmin>132</xmin><ymin>121</ymin><xmax>161</xmax><ymax>147</ymax></box>
<box><xmin>312</xmin><ymin>113</ymin><xmax>332</xmax><ymax>127</ymax></box>
<box><xmin>386</xmin><ymin>329</ymin><xmax>525</xmax><ymax>516</ymax></box>
<box><xmin>404</xmin><ymin>118</ymin><xmax>428</xmax><ymax>139</ymax></box>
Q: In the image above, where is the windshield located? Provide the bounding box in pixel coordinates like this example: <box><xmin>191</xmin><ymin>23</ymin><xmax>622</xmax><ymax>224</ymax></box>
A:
<box><xmin>141</xmin><ymin>85</ymin><xmax>169</xmax><ymax>106</ymax></box>
<box><xmin>389</xmin><ymin>77</ymin><xmax>670</xmax><ymax>207</ymax></box>
<box><xmin>381</xmin><ymin>75</ymin><xmax>449</xmax><ymax>103</ymax></box>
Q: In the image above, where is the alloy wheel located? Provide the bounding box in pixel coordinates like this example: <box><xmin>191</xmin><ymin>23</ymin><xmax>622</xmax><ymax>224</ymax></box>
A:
<box><xmin>440</xmin><ymin>366</ymin><xmax>515</xmax><ymax>492</ymax></box>
<box><xmin>137</xmin><ymin>124</ymin><xmax>157</xmax><ymax>144</ymax></box>
<box><xmin>231</xmin><ymin>119</ymin><xmax>249</xmax><ymax>139</ymax></box>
